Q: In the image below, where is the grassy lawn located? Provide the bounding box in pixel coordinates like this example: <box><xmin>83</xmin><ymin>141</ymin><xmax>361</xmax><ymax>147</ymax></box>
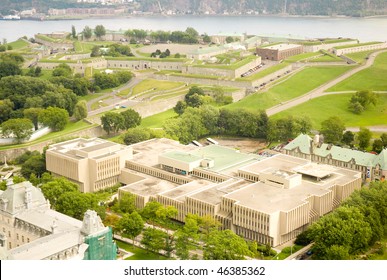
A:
<box><xmin>227</xmin><ymin>66</ymin><xmax>352</xmax><ymax>111</ymax></box>
<box><xmin>273</xmin><ymin>93</ymin><xmax>387</xmax><ymax>128</ymax></box>
<box><xmin>344</xmin><ymin>51</ymin><xmax>375</xmax><ymax>63</ymax></box>
<box><xmin>140</xmin><ymin>109</ymin><xmax>177</xmax><ymax>128</ymax></box>
<box><xmin>151</xmin><ymin>90</ymin><xmax>188</xmax><ymax>101</ymax></box>
<box><xmin>236</xmin><ymin>62</ymin><xmax>290</xmax><ymax>82</ymax></box>
<box><xmin>132</xmin><ymin>79</ymin><xmax>185</xmax><ymax>96</ymax></box>
<box><xmin>8</xmin><ymin>39</ymin><xmax>29</xmax><ymax>50</ymax></box>
<box><xmin>0</xmin><ymin>120</ymin><xmax>96</xmax><ymax>151</ymax></box>
<box><xmin>192</xmin><ymin>55</ymin><xmax>257</xmax><ymax>70</ymax></box>
<box><xmin>310</xmin><ymin>54</ymin><xmax>343</xmax><ymax>62</ymax></box>
<box><xmin>115</xmin><ymin>240</ymin><xmax>170</xmax><ymax>260</ymax></box>
<box><xmin>327</xmin><ymin>51</ymin><xmax>387</xmax><ymax>92</ymax></box>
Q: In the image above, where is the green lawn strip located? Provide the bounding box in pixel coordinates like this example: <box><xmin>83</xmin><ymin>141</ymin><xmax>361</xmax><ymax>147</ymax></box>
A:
<box><xmin>140</xmin><ymin>109</ymin><xmax>177</xmax><ymax>128</ymax></box>
<box><xmin>78</xmin><ymin>92</ymin><xmax>105</xmax><ymax>102</ymax></box>
<box><xmin>192</xmin><ymin>55</ymin><xmax>257</xmax><ymax>70</ymax></box>
<box><xmin>169</xmin><ymin>72</ymin><xmax>222</xmax><ymax>80</ymax></box>
<box><xmin>284</xmin><ymin>52</ymin><xmax>320</xmax><ymax>63</ymax></box>
<box><xmin>151</xmin><ymin>89</ymin><xmax>188</xmax><ymax>101</ymax></box>
<box><xmin>344</xmin><ymin>51</ymin><xmax>375</xmax><ymax>63</ymax></box>
<box><xmin>132</xmin><ymin>79</ymin><xmax>185</xmax><ymax>96</ymax></box>
<box><xmin>334</xmin><ymin>41</ymin><xmax>382</xmax><ymax>50</ymax></box>
<box><xmin>272</xmin><ymin>93</ymin><xmax>387</xmax><ymax>128</ymax></box>
<box><xmin>236</xmin><ymin>63</ymin><xmax>290</xmax><ymax>82</ymax></box>
<box><xmin>7</xmin><ymin>39</ymin><xmax>29</xmax><ymax>50</ymax></box>
<box><xmin>115</xmin><ymin>240</ymin><xmax>170</xmax><ymax>260</ymax></box>
<box><xmin>327</xmin><ymin>52</ymin><xmax>387</xmax><ymax>92</ymax></box>
<box><xmin>116</xmin><ymin>88</ymin><xmax>132</xmax><ymax>98</ymax></box>
<box><xmin>299</xmin><ymin>39</ymin><xmax>355</xmax><ymax>46</ymax></box>
<box><xmin>0</xmin><ymin>120</ymin><xmax>96</xmax><ymax>151</ymax></box>
<box><xmin>91</xmin><ymin>100</ymin><xmax>109</xmax><ymax>110</ymax></box>
<box><xmin>106</xmin><ymin>56</ymin><xmax>185</xmax><ymax>62</ymax></box>
<box><xmin>309</xmin><ymin>54</ymin><xmax>343</xmax><ymax>62</ymax></box>
<box><xmin>228</xmin><ymin>66</ymin><xmax>352</xmax><ymax>111</ymax></box>
<box><xmin>276</xmin><ymin>245</ymin><xmax>304</xmax><ymax>260</ymax></box>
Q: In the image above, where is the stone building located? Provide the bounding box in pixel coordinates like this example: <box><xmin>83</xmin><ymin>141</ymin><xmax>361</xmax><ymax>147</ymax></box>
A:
<box><xmin>283</xmin><ymin>134</ymin><xmax>387</xmax><ymax>182</ymax></box>
<box><xmin>0</xmin><ymin>181</ymin><xmax>116</xmax><ymax>260</ymax></box>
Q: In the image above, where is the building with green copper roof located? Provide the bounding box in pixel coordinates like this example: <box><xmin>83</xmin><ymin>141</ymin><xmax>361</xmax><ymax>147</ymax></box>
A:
<box><xmin>283</xmin><ymin>134</ymin><xmax>387</xmax><ymax>181</ymax></box>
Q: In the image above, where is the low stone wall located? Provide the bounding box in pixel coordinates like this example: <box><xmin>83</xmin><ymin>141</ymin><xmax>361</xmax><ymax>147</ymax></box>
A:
<box><xmin>131</xmin><ymin>95</ymin><xmax>185</xmax><ymax>119</ymax></box>
<box><xmin>152</xmin><ymin>74</ymin><xmax>253</xmax><ymax>89</ymax></box>
<box><xmin>333</xmin><ymin>42</ymin><xmax>387</xmax><ymax>56</ymax></box>
<box><xmin>304</xmin><ymin>40</ymin><xmax>358</xmax><ymax>52</ymax></box>
<box><xmin>0</xmin><ymin>127</ymin><xmax>51</xmax><ymax>145</ymax></box>
<box><xmin>107</xmin><ymin>59</ymin><xmax>184</xmax><ymax>71</ymax></box>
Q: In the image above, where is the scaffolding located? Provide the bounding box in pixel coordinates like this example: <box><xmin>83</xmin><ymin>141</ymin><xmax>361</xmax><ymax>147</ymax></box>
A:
<box><xmin>83</xmin><ymin>227</ymin><xmax>117</xmax><ymax>260</ymax></box>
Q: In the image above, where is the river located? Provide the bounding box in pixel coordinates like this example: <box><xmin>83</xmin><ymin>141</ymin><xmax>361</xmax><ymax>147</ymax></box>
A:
<box><xmin>1</xmin><ymin>15</ymin><xmax>387</xmax><ymax>43</ymax></box>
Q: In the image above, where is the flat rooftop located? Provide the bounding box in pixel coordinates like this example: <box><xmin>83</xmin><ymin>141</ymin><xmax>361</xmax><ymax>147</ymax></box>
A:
<box><xmin>190</xmin><ymin>145</ymin><xmax>262</xmax><ymax>173</ymax></box>
<box><xmin>130</xmin><ymin>138</ymin><xmax>197</xmax><ymax>167</ymax></box>
<box><xmin>160</xmin><ymin>180</ymin><xmax>214</xmax><ymax>202</ymax></box>
<box><xmin>262</xmin><ymin>43</ymin><xmax>302</xmax><ymax>51</ymax></box>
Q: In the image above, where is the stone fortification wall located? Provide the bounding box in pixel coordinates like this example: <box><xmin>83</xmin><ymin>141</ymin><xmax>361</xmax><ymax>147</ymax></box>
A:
<box><xmin>106</xmin><ymin>59</ymin><xmax>184</xmax><ymax>71</ymax></box>
<box><xmin>183</xmin><ymin>57</ymin><xmax>261</xmax><ymax>79</ymax></box>
<box><xmin>304</xmin><ymin>40</ymin><xmax>358</xmax><ymax>52</ymax></box>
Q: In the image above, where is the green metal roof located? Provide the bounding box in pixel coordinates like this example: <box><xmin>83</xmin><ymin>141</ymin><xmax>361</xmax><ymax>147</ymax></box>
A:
<box><xmin>191</xmin><ymin>145</ymin><xmax>260</xmax><ymax>172</ymax></box>
<box><xmin>162</xmin><ymin>151</ymin><xmax>202</xmax><ymax>163</ymax></box>
<box><xmin>283</xmin><ymin>134</ymin><xmax>312</xmax><ymax>155</ymax></box>
<box><xmin>373</xmin><ymin>149</ymin><xmax>387</xmax><ymax>169</ymax></box>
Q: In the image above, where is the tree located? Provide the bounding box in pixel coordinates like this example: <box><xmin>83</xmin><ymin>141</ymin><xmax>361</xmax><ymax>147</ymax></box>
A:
<box><xmin>83</xmin><ymin>26</ymin><xmax>92</xmax><ymax>39</ymax></box>
<box><xmin>71</xmin><ymin>25</ymin><xmax>77</xmax><ymax>39</ymax></box>
<box><xmin>372</xmin><ymin>139</ymin><xmax>384</xmax><ymax>153</ymax></box>
<box><xmin>225</xmin><ymin>36</ymin><xmax>234</xmax><ymax>43</ymax></box>
<box><xmin>348</xmin><ymin>90</ymin><xmax>378</xmax><ymax>114</ymax></box>
<box><xmin>203</xmin><ymin>34</ymin><xmax>211</xmax><ymax>43</ymax></box>
<box><xmin>73</xmin><ymin>100</ymin><xmax>88</xmax><ymax>121</ymax></box>
<box><xmin>185</xmin><ymin>86</ymin><xmax>205</xmax><ymax>107</ymax></box>
<box><xmin>381</xmin><ymin>133</ymin><xmax>387</xmax><ymax>147</ymax></box>
<box><xmin>122</xmin><ymin>127</ymin><xmax>151</xmax><ymax>145</ymax></box>
<box><xmin>308</xmin><ymin>206</ymin><xmax>372</xmax><ymax>259</ymax></box>
<box><xmin>173</xmin><ymin>100</ymin><xmax>187</xmax><ymax>115</ymax></box>
<box><xmin>320</xmin><ymin>116</ymin><xmax>345</xmax><ymax>144</ymax></box>
<box><xmin>140</xmin><ymin>228</ymin><xmax>167</xmax><ymax>255</ymax></box>
<box><xmin>357</xmin><ymin>127</ymin><xmax>372</xmax><ymax>150</ymax></box>
<box><xmin>141</xmin><ymin>201</ymin><xmax>162</xmax><ymax>226</ymax></box>
<box><xmin>100</xmin><ymin>112</ymin><xmax>124</xmax><ymax>134</ymax></box>
<box><xmin>112</xmin><ymin>192</ymin><xmax>136</xmax><ymax>214</ymax></box>
<box><xmin>174</xmin><ymin>215</ymin><xmax>200</xmax><ymax>260</ymax></box>
<box><xmin>39</xmin><ymin>107</ymin><xmax>69</xmax><ymax>131</ymax></box>
<box><xmin>24</xmin><ymin>107</ymin><xmax>43</xmax><ymax>130</ymax></box>
<box><xmin>40</xmin><ymin>177</ymin><xmax>79</xmax><ymax>208</ymax></box>
<box><xmin>0</xmin><ymin>61</ymin><xmax>22</xmax><ymax>79</ymax></box>
<box><xmin>120</xmin><ymin>108</ymin><xmax>141</xmax><ymax>130</ymax></box>
<box><xmin>185</xmin><ymin>27</ymin><xmax>199</xmax><ymax>38</ymax></box>
<box><xmin>52</xmin><ymin>63</ymin><xmax>72</xmax><ymax>77</ymax></box>
<box><xmin>342</xmin><ymin>130</ymin><xmax>355</xmax><ymax>146</ymax></box>
<box><xmin>117</xmin><ymin>211</ymin><xmax>144</xmax><ymax>245</ymax></box>
<box><xmin>1</xmin><ymin>118</ymin><xmax>33</xmax><ymax>143</ymax></box>
<box><xmin>20</xmin><ymin>154</ymin><xmax>46</xmax><ymax>179</ymax></box>
<box><xmin>204</xmin><ymin>230</ymin><xmax>253</xmax><ymax>260</ymax></box>
<box><xmin>94</xmin><ymin>25</ymin><xmax>106</xmax><ymax>39</ymax></box>
<box><xmin>0</xmin><ymin>99</ymin><xmax>14</xmax><ymax>123</ymax></box>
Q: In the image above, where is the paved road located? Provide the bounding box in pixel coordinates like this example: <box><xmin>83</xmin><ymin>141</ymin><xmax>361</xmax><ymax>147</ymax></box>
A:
<box><xmin>266</xmin><ymin>50</ymin><xmax>387</xmax><ymax>116</ymax></box>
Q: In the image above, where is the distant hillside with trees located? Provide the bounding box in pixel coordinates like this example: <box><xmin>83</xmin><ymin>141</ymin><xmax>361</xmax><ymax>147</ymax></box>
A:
<box><xmin>1</xmin><ymin>0</ymin><xmax>387</xmax><ymax>17</ymax></box>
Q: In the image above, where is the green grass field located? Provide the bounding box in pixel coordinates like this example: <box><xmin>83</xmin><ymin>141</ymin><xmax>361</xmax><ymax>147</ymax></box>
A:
<box><xmin>115</xmin><ymin>240</ymin><xmax>170</xmax><ymax>260</ymax></box>
<box><xmin>0</xmin><ymin>120</ymin><xmax>96</xmax><ymax>151</ymax></box>
<box><xmin>273</xmin><ymin>93</ymin><xmax>387</xmax><ymax>128</ymax></box>
<box><xmin>132</xmin><ymin>79</ymin><xmax>185</xmax><ymax>96</ymax></box>
<box><xmin>344</xmin><ymin>51</ymin><xmax>375</xmax><ymax>63</ymax></box>
<box><xmin>140</xmin><ymin>109</ymin><xmax>178</xmax><ymax>128</ymax></box>
<box><xmin>227</xmin><ymin>66</ymin><xmax>352</xmax><ymax>111</ymax></box>
<box><xmin>8</xmin><ymin>39</ymin><xmax>29</xmax><ymax>50</ymax></box>
<box><xmin>327</xmin><ymin>51</ymin><xmax>387</xmax><ymax>92</ymax></box>
<box><xmin>309</xmin><ymin>54</ymin><xmax>343</xmax><ymax>62</ymax></box>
